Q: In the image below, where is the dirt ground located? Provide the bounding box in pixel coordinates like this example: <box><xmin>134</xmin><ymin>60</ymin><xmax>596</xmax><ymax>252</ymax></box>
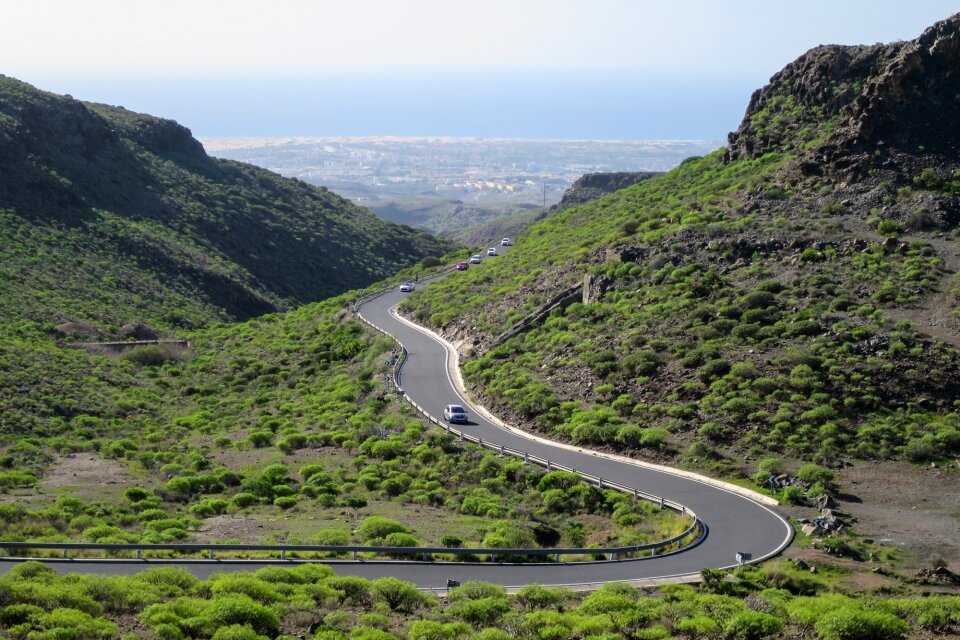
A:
<box><xmin>39</xmin><ymin>452</ymin><xmax>133</xmax><ymax>491</ymax></box>
<box><xmin>837</xmin><ymin>459</ymin><xmax>960</xmax><ymax>567</ymax></box>
<box><xmin>191</xmin><ymin>514</ymin><xmax>275</xmax><ymax>543</ymax></box>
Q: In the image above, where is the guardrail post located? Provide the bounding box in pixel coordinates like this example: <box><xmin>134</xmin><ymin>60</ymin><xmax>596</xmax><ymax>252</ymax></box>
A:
<box><xmin>137</xmin><ymin>548</ymin><xmax>142</xmax><ymax>559</ymax></box>
<box><xmin>598</xmin><ymin>477</ymin><xmax>605</xmax><ymax>489</ymax></box>
<box><xmin>651</xmin><ymin>547</ymin><xmax>657</xmax><ymax>557</ymax></box>
<box><xmin>209</xmin><ymin>549</ymin><xmax>215</xmax><ymax>560</ymax></box>
<box><xmin>499</xmin><ymin>445</ymin><xmax>504</xmax><ymax>456</ymax></box>
<box><xmin>546</xmin><ymin>460</ymin><xmax>552</xmax><ymax>470</ymax></box>
<box><xmin>458</xmin><ymin>432</ymin><xmax>463</xmax><ymax>442</ymax></box>
<box><xmin>634</xmin><ymin>488</ymin><xmax>639</xmax><ymax>499</ymax></box>
<box><xmin>478</xmin><ymin>438</ymin><xmax>483</xmax><ymax>447</ymax></box>
<box><xmin>523</xmin><ymin>452</ymin><xmax>529</xmax><ymax>463</ymax></box>
<box><xmin>609</xmin><ymin>553</ymin><xmax>615</xmax><ymax>560</ymax></box>
<box><xmin>555</xmin><ymin>552</ymin><xmax>561</xmax><ymax>562</ymax></box>
<box><xmin>422</xmin><ymin>552</ymin><xmax>429</xmax><ymax>561</ymax></box>
<box><xmin>281</xmin><ymin>549</ymin><xmax>286</xmax><ymax>560</ymax></box>
<box><xmin>659</xmin><ymin>497</ymin><xmax>664</xmax><ymax>509</ymax></box>
<box><xmin>62</xmin><ymin>548</ymin><xmax>68</xmax><ymax>559</ymax></box>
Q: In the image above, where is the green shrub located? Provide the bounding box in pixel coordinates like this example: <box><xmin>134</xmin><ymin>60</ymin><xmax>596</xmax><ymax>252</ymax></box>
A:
<box><xmin>357</xmin><ymin>516</ymin><xmax>408</xmax><ymax>541</ymax></box>
<box><xmin>211</xmin><ymin>624</ymin><xmax>271</xmax><ymax>640</ymax></box>
<box><xmin>876</xmin><ymin>219</ymin><xmax>902</xmax><ymax>236</ymax></box>
<box><xmin>326</xmin><ymin>577</ymin><xmax>372</xmax><ymax>606</ymax></box>
<box><xmin>370</xmin><ymin>577</ymin><xmax>428</xmax><ymax>613</ymax></box>
<box><xmin>273</xmin><ymin>496</ymin><xmax>297</xmax><ymax>509</ymax></box>
<box><xmin>312</xmin><ymin>529</ymin><xmax>351</xmax><ymax>546</ymax></box>
<box><xmin>674</xmin><ymin>616</ymin><xmax>721</xmax><ymax>639</ymax></box>
<box><xmin>815</xmin><ymin>606</ymin><xmax>908</xmax><ymax>640</ymax></box>
<box><xmin>513</xmin><ymin>584</ymin><xmax>569</xmax><ymax>611</ymax></box>
<box><xmin>210</xmin><ymin>576</ymin><xmax>281</xmax><ymax>603</ymax></box>
<box><xmin>382</xmin><ymin>532</ymin><xmax>419</xmax><ymax>548</ymax></box>
<box><xmin>206</xmin><ymin>595</ymin><xmax>280</xmax><ymax>638</ymax></box>
<box><xmin>0</xmin><ymin>603</ymin><xmax>44</xmax><ymax>625</ymax></box>
<box><xmin>28</xmin><ymin>608</ymin><xmax>118</xmax><ymax>640</ymax></box>
<box><xmin>408</xmin><ymin>620</ymin><xmax>471</xmax><ymax>640</ymax></box>
<box><xmin>795</xmin><ymin>463</ymin><xmax>835</xmax><ymax>487</ymax></box>
<box><xmin>723</xmin><ymin>610</ymin><xmax>784</xmax><ymax>640</ymax></box>
<box><xmin>124</xmin><ymin>487</ymin><xmax>152</xmax><ymax>502</ymax></box>
<box><xmin>230</xmin><ymin>493</ymin><xmax>258</xmax><ymax>508</ymax></box>
<box><xmin>447</xmin><ymin>597</ymin><xmax>511</xmax><ymax>626</ymax></box>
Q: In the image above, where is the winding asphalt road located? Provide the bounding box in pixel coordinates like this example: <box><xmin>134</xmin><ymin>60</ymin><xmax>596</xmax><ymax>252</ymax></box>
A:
<box><xmin>350</xmin><ymin>275</ymin><xmax>793</xmax><ymax>587</ymax></box>
<box><xmin>0</xmin><ymin>252</ymin><xmax>792</xmax><ymax>588</ymax></box>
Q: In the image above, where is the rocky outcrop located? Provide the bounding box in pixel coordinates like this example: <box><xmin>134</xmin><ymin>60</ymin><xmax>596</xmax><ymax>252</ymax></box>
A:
<box><xmin>120</xmin><ymin>322</ymin><xmax>159</xmax><ymax>341</ymax></box>
<box><xmin>556</xmin><ymin>172</ymin><xmax>661</xmax><ymax>210</ymax></box>
<box><xmin>727</xmin><ymin>12</ymin><xmax>960</xmax><ymax>181</ymax></box>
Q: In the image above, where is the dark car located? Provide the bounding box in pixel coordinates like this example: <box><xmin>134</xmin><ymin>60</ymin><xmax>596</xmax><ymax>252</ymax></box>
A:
<box><xmin>456</xmin><ymin>261</ymin><xmax>469</xmax><ymax>270</ymax></box>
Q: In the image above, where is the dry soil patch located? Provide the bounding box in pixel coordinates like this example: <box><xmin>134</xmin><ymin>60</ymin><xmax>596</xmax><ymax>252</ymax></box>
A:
<box><xmin>39</xmin><ymin>452</ymin><xmax>134</xmax><ymax>498</ymax></box>
<box><xmin>839</xmin><ymin>459</ymin><xmax>960</xmax><ymax>566</ymax></box>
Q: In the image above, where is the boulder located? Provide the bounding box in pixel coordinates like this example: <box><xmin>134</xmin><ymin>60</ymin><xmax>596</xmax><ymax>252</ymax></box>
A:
<box><xmin>120</xmin><ymin>323</ymin><xmax>159</xmax><ymax>340</ymax></box>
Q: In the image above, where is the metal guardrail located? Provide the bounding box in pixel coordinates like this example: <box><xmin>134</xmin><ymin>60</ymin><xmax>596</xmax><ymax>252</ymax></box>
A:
<box><xmin>0</xmin><ymin>525</ymin><xmax>700</xmax><ymax>562</ymax></box>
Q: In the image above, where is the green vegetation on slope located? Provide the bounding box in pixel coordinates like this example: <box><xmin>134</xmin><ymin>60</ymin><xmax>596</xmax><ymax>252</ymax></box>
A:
<box><xmin>0</xmin><ymin>295</ymin><xmax>684</xmax><ymax>551</ymax></box>
<box><xmin>0</xmin><ymin>76</ymin><xmax>455</xmax><ymax>331</ymax></box>
<box><xmin>0</xmin><ymin>561</ymin><xmax>957</xmax><ymax>640</ymax></box>
<box><xmin>404</xmin><ymin>129</ymin><xmax>960</xmax><ymax>473</ymax></box>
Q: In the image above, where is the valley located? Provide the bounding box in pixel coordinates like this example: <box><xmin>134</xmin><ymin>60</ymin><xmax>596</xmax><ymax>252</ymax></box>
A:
<box><xmin>0</xmin><ymin>8</ymin><xmax>959</xmax><ymax>640</ymax></box>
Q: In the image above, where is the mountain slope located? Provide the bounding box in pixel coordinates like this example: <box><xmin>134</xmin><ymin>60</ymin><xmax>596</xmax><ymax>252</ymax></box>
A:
<box><xmin>403</xmin><ymin>13</ymin><xmax>960</xmax><ymax>471</ymax></box>
<box><xmin>0</xmin><ymin>76</ymin><xmax>456</xmax><ymax>330</ymax></box>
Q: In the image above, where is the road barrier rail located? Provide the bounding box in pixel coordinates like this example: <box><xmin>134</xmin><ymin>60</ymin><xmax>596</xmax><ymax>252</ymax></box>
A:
<box><xmin>0</xmin><ymin>523</ymin><xmax>701</xmax><ymax>563</ymax></box>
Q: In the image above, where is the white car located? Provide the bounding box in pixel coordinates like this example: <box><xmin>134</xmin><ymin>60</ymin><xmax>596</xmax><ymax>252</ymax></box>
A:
<box><xmin>399</xmin><ymin>282</ymin><xmax>415</xmax><ymax>292</ymax></box>
<box><xmin>470</xmin><ymin>254</ymin><xmax>482</xmax><ymax>264</ymax></box>
<box><xmin>486</xmin><ymin>247</ymin><xmax>498</xmax><ymax>256</ymax></box>
<box><xmin>501</xmin><ymin>237</ymin><xmax>512</xmax><ymax>246</ymax></box>
<box><xmin>443</xmin><ymin>404</ymin><xmax>468</xmax><ymax>423</ymax></box>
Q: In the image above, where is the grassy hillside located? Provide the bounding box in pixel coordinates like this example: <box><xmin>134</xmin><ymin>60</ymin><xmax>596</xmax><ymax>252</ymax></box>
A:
<box><xmin>403</xmin><ymin>17</ymin><xmax>960</xmax><ymax>474</ymax></box>
<box><xmin>0</xmin><ymin>76</ymin><xmax>456</xmax><ymax>331</ymax></box>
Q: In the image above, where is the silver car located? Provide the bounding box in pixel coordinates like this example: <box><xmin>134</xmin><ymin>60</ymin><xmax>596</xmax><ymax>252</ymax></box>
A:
<box><xmin>443</xmin><ymin>404</ymin><xmax>468</xmax><ymax>423</ymax></box>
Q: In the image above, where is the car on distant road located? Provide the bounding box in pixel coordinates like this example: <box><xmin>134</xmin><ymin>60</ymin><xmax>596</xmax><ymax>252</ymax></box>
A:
<box><xmin>486</xmin><ymin>247</ymin><xmax>497</xmax><ymax>256</ymax></box>
<box><xmin>501</xmin><ymin>237</ymin><xmax>512</xmax><ymax>246</ymax></box>
<box><xmin>470</xmin><ymin>254</ymin><xmax>482</xmax><ymax>264</ymax></box>
<box><xmin>443</xmin><ymin>404</ymin><xmax>468</xmax><ymax>423</ymax></box>
<box><xmin>456</xmin><ymin>261</ymin><xmax>469</xmax><ymax>270</ymax></box>
<box><xmin>398</xmin><ymin>282</ymin><xmax>414</xmax><ymax>292</ymax></box>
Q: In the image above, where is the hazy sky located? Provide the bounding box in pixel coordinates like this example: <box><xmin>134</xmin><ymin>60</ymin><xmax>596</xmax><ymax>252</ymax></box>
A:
<box><xmin>6</xmin><ymin>1</ymin><xmax>957</xmax><ymax>139</ymax></box>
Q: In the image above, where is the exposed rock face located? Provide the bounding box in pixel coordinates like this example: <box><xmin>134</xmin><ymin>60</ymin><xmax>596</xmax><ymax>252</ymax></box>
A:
<box><xmin>556</xmin><ymin>171</ymin><xmax>661</xmax><ymax>210</ymax></box>
<box><xmin>727</xmin><ymin>12</ymin><xmax>960</xmax><ymax>180</ymax></box>
<box><xmin>120</xmin><ymin>323</ymin><xmax>159</xmax><ymax>341</ymax></box>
